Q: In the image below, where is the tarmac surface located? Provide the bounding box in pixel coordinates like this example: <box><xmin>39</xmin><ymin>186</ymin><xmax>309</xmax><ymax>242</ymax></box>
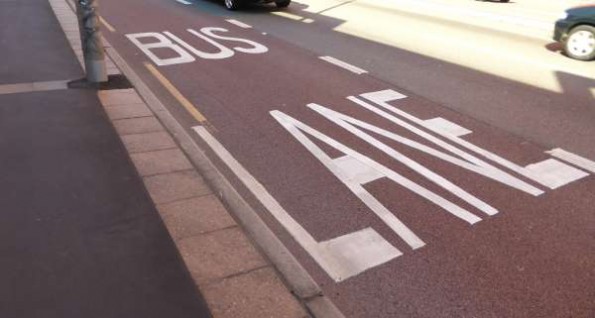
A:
<box><xmin>2</xmin><ymin>0</ymin><xmax>593</xmax><ymax>317</ymax></box>
<box><xmin>95</xmin><ymin>0</ymin><xmax>595</xmax><ymax>317</ymax></box>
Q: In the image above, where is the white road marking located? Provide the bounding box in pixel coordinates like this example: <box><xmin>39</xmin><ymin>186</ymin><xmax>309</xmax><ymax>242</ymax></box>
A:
<box><xmin>333</xmin><ymin>155</ymin><xmax>384</xmax><ymax>185</ymax></box>
<box><xmin>226</xmin><ymin>19</ymin><xmax>252</xmax><ymax>29</ymax></box>
<box><xmin>524</xmin><ymin>159</ymin><xmax>589</xmax><ymax>189</ymax></box>
<box><xmin>128</xmin><ymin>29</ymin><xmax>268</xmax><ymax>65</ymax></box>
<box><xmin>309</xmin><ymin>103</ymin><xmax>497</xmax><ymax>218</ymax></box>
<box><xmin>424</xmin><ymin>117</ymin><xmax>472</xmax><ymax>137</ymax></box>
<box><xmin>272</xmin><ymin>109</ymin><xmax>472</xmax><ymax>247</ymax></box>
<box><xmin>194</xmin><ymin>125</ymin><xmax>401</xmax><ymax>282</ymax></box>
<box><xmin>349</xmin><ymin>94</ymin><xmax>543</xmax><ymax>196</ymax></box>
<box><xmin>167</xmin><ymin>29</ymin><xmax>235</xmax><ymax>60</ymax></box>
<box><xmin>126</xmin><ymin>32</ymin><xmax>196</xmax><ymax>66</ymax></box>
<box><xmin>319</xmin><ymin>56</ymin><xmax>367</xmax><ymax>75</ymax></box>
<box><xmin>359</xmin><ymin>89</ymin><xmax>589</xmax><ymax>190</ymax></box>
<box><xmin>547</xmin><ymin>148</ymin><xmax>595</xmax><ymax>173</ymax></box>
<box><xmin>176</xmin><ymin>0</ymin><xmax>192</xmax><ymax>4</ymax></box>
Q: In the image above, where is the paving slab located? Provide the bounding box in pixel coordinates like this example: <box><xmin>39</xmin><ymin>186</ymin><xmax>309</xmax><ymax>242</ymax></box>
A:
<box><xmin>157</xmin><ymin>196</ymin><xmax>237</xmax><ymax>241</ymax></box>
<box><xmin>131</xmin><ymin>148</ymin><xmax>194</xmax><ymax>176</ymax></box>
<box><xmin>98</xmin><ymin>89</ymin><xmax>144</xmax><ymax>106</ymax></box>
<box><xmin>112</xmin><ymin>116</ymin><xmax>165</xmax><ymax>135</ymax></box>
<box><xmin>104</xmin><ymin>103</ymin><xmax>153</xmax><ymax>120</ymax></box>
<box><xmin>202</xmin><ymin>267</ymin><xmax>308</xmax><ymax>318</ymax></box>
<box><xmin>121</xmin><ymin>131</ymin><xmax>177</xmax><ymax>153</ymax></box>
<box><xmin>143</xmin><ymin>170</ymin><xmax>212</xmax><ymax>204</ymax></box>
<box><xmin>177</xmin><ymin>227</ymin><xmax>268</xmax><ymax>284</ymax></box>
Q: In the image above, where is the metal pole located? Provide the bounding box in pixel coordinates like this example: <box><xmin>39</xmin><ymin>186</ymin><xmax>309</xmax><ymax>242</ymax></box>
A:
<box><xmin>76</xmin><ymin>0</ymin><xmax>108</xmax><ymax>83</ymax></box>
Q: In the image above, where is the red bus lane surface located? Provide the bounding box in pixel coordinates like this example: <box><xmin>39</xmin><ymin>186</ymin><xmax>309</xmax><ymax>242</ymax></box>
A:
<box><xmin>98</xmin><ymin>0</ymin><xmax>595</xmax><ymax>317</ymax></box>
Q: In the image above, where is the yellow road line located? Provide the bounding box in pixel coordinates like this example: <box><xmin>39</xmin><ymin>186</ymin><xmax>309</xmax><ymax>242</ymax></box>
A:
<box><xmin>144</xmin><ymin>62</ymin><xmax>207</xmax><ymax>123</ymax></box>
<box><xmin>99</xmin><ymin>16</ymin><xmax>116</xmax><ymax>33</ymax></box>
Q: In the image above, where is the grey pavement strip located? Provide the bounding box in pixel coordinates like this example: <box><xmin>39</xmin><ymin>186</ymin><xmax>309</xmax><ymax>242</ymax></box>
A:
<box><xmin>0</xmin><ymin>80</ymin><xmax>69</xmax><ymax>95</ymax></box>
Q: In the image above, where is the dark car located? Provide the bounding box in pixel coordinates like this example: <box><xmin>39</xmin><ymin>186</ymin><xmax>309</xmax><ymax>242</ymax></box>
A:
<box><xmin>554</xmin><ymin>5</ymin><xmax>595</xmax><ymax>61</ymax></box>
<box><xmin>223</xmin><ymin>0</ymin><xmax>290</xmax><ymax>10</ymax></box>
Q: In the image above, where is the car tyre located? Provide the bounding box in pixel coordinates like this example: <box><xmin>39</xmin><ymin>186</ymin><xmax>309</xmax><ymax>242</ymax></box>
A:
<box><xmin>564</xmin><ymin>25</ymin><xmax>595</xmax><ymax>61</ymax></box>
<box><xmin>276</xmin><ymin>0</ymin><xmax>290</xmax><ymax>8</ymax></box>
<box><xmin>224</xmin><ymin>0</ymin><xmax>240</xmax><ymax>10</ymax></box>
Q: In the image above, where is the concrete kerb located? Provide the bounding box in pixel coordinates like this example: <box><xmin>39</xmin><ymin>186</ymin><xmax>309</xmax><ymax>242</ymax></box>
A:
<box><xmin>49</xmin><ymin>0</ymin><xmax>344</xmax><ymax>316</ymax></box>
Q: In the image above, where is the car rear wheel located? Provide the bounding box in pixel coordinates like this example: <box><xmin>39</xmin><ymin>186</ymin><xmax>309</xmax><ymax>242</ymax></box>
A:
<box><xmin>224</xmin><ymin>0</ymin><xmax>240</xmax><ymax>10</ymax></box>
<box><xmin>564</xmin><ymin>25</ymin><xmax>595</xmax><ymax>61</ymax></box>
<box><xmin>276</xmin><ymin>0</ymin><xmax>290</xmax><ymax>8</ymax></box>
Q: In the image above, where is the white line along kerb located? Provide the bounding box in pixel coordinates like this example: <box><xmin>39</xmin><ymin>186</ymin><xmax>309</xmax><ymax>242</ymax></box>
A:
<box><xmin>319</xmin><ymin>56</ymin><xmax>368</xmax><ymax>75</ymax></box>
<box><xmin>193</xmin><ymin>125</ymin><xmax>401</xmax><ymax>282</ymax></box>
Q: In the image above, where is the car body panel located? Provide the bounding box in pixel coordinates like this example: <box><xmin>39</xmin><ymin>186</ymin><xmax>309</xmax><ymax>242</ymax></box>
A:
<box><xmin>554</xmin><ymin>5</ymin><xmax>595</xmax><ymax>42</ymax></box>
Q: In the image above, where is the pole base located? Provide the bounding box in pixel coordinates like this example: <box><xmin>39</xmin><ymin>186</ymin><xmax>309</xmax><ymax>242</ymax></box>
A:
<box><xmin>67</xmin><ymin>78</ymin><xmax>101</xmax><ymax>89</ymax></box>
<box><xmin>68</xmin><ymin>75</ymin><xmax>133</xmax><ymax>90</ymax></box>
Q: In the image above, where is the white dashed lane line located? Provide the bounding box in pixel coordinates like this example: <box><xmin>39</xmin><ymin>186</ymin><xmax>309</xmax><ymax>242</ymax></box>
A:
<box><xmin>319</xmin><ymin>56</ymin><xmax>368</xmax><ymax>75</ymax></box>
<box><xmin>226</xmin><ymin>19</ymin><xmax>252</xmax><ymax>29</ymax></box>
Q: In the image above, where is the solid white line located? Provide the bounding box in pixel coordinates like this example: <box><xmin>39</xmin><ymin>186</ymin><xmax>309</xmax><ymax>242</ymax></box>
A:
<box><xmin>192</xmin><ymin>127</ymin><xmax>315</xmax><ymax>248</ymax></box>
<box><xmin>176</xmin><ymin>0</ymin><xmax>192</xmax><ymax>4</ymax></box>
<box><xmin>547</xmin><ymin>148</ymin><xmax>595</xmax><ymax>173</ymax></box>
<box><xmin>226</xmin><ymin>19</ymin><xmax>252</xmax><ymax>29</ymax></box>
<box><xmin>319</xmin><ymin>56</ymin><xmax>367</xmax><ymax>75</ymax></box>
